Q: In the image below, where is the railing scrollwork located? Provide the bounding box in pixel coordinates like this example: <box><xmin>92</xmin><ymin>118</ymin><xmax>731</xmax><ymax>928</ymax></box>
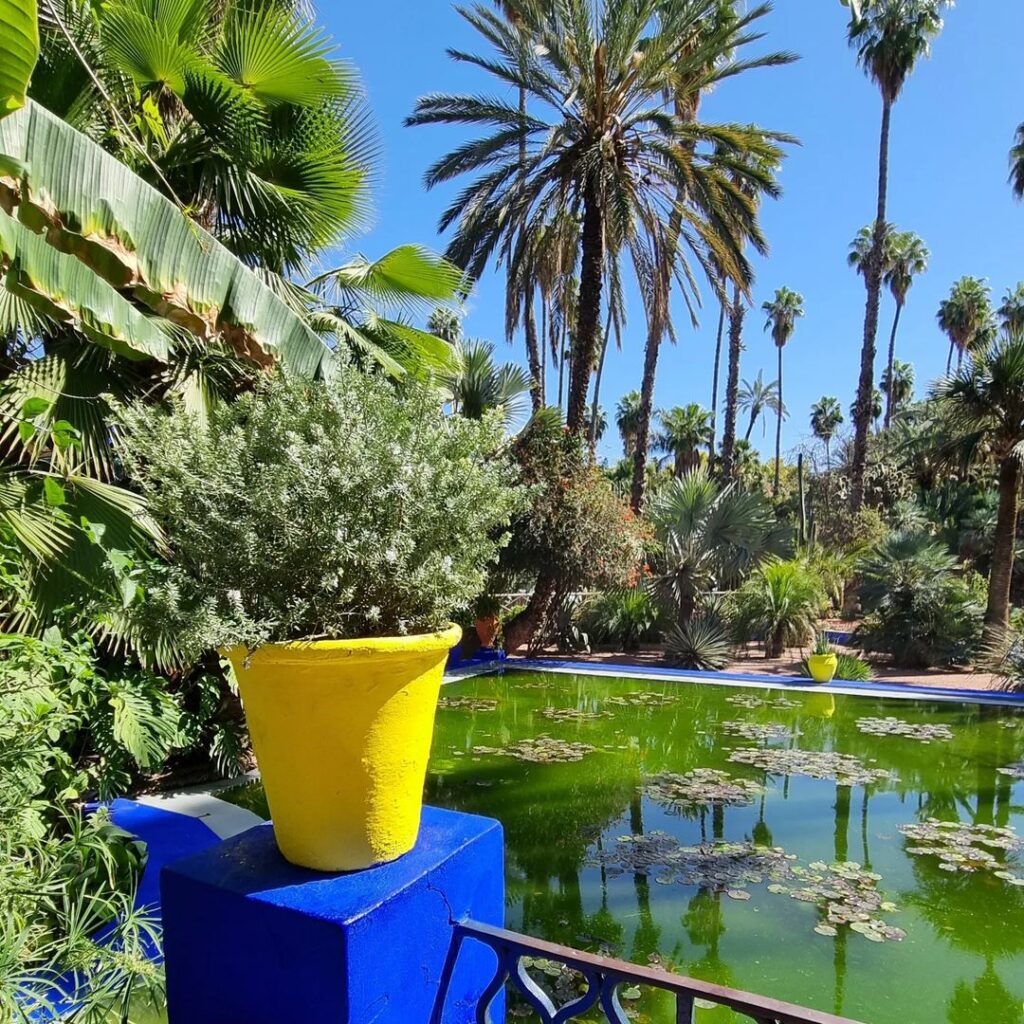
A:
<box><xmin>432</xmin><ymin>920</ymin><xmax>864</xmax><ymax>1024</ymax></box>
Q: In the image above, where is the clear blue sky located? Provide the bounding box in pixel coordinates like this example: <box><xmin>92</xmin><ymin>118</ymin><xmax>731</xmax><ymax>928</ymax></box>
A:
<box><xmin>318</xmin><ymin>1</ymin><xmax>1024</xmax><ymax>464</ymax></box>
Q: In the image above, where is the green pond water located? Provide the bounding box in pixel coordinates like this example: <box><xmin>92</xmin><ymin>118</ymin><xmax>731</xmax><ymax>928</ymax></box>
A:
<box><xmin>223</xmin><ymin>670</ymin><xmax>1024</xmax><ymax>1024</ymax></box>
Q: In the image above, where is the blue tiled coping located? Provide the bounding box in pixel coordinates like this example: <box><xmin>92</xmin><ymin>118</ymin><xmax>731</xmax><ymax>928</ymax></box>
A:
<box><xmin>503</xmin><ymin>657</ymin><xmax>1024</xmax><ymax>708</ymax></box>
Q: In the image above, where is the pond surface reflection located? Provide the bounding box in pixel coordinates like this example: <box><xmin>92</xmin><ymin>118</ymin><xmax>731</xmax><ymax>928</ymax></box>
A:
<box><xmin>423</xmin><ymin>671</ymin><xmax>1024</xmax><ymax>1023</ymax></box>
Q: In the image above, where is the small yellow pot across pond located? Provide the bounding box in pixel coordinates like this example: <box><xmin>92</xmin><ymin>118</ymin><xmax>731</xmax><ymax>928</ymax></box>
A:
<box><xmin>807</xmin><ymin>652</ymin><xmax>838</xmax><ymax>684</ymax></box>
<box><xmin>227</xmin><ymin>624</ymin><xmax>460</xmax><ymax>873</ymax></box>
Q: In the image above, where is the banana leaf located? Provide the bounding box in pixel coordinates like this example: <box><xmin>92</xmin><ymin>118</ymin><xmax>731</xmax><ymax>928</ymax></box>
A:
<box><xmin>0</xmin><ymin>0</ymin><xmax>38</xmax><ymax>114</ymax></box>
<box><xmin>0</xmin><ymin>101</ymin><xmax>331</xmax><ymax>376</ymax></box>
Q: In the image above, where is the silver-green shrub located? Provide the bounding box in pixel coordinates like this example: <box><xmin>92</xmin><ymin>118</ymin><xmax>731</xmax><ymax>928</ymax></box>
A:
<box><xmin>118</xmin><ymin>370</ymin><xmax>520</xmax><ymax>652</ymax></box>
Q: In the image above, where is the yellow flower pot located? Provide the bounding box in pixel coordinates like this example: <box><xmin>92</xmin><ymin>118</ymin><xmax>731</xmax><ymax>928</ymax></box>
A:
<box><xmin>807</xmin><ymin>652</ymin><xmax>838</xmax><ymax>684</ymax></box>
<box><xmin>227</xmin><ymin>624</ymin><xmax>460</xmax><ymax>872</ymax></box>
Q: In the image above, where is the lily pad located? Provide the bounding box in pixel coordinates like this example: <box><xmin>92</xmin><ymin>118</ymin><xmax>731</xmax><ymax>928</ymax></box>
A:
<box><xmin>539</xmin><ymin>706</ymin><xmax>611</xmax><ymax>723</ymax></box>
<box><xmin>644</xmin><ymin>768</ymin><xmax>763</xmax><ymax>809</ymax></box>
<box><xmin>591</xmin><ymin>833</ymin><xmax>795</xmax><ymax>891</ymax></box>
<box><xmin>728</xmin><ymin>747</ymin><xmax>894</xmax><ymax>787</ymax></box>
<box><xmin>438</xmin><ymin>696</ymin><xmax>498</xmax><ymax>712</ymax></box>
<box><xmin>855</xmin><ymin>717</ymin><xmax>953</xmax><ymax>743</ymax></box>
<box><xmin>724</xmin><ymin>693</ymin><xmax>801</xmax><ymax>711</ymax></box>
<box><xmin>723</xmin><ymin>720</ymin><xmax>794</xmax><ymax>742</ymax></box>
<box><xmin>472</xmin><ymin>735</ymin><xmax>596</xmax><ymax>763</ymax></box>
<box><xmin>899</xmin><ymin>818</ymin><xmax>1024</xmax><ymax>879</ymax></box>
<box><xmin>771</xmin><ymin>860</ymin><xmax>902</xmax><ymax>943</ymax></box>
<box><xmin>605</xmin><ymin>691</ymin><xmax>678</xmax><ymax>708</ymax></box>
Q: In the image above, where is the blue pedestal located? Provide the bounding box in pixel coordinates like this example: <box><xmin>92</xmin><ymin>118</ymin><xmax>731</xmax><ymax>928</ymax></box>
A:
<box><xmin>161</xmin><ymin>806</ymin><xmax>504</xmax><ymax>1024</ymax></box>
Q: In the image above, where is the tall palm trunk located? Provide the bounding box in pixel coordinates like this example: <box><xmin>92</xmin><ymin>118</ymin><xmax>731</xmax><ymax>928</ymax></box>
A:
<box><xmin>516</xmin><ymin>75</ymin><xmax>543</xmax><ymax>413</ymax></box>
<box><xmin>589</xmin><ymin>307</ymin><xmax>614</xmax><ymax>448</ymax></box>
<box><xmin>540</xmin><ymin>298</ymin><xmax>547</xmax><ymax>402</ymax></box>
<box><xmin>709</xmin><ymin>299</ymin><xmax>725</xmax><ymax>461</ymax></box>
<box><xmin>524</xmin><ymin>286</ymin><xmax>543</xmax><ymax>412</ymax></box>
<box><xmin>567</xmin><ymin>183</ymin><xmax>604</xmax><ymax>435</ymax></box>
<box><xmin>986</xmin><ymin>455</ymin><xmax>1021</xmax><ymax>633</ymax></box>
<box><xmin>850</xmin><ymin>97</ymin><xmax>892</xmax><ymax>512</ymax></box>
<box><xmin>720</xmin><ymin>286</ymin><xmax>744</xmax><ymax>480</ymax></box>
<box><xmin>744</xmin><ymin>410</ymin><xmax>758</xmax><ymax>442</ymax></box>
<box><xmin>773</xmin><ymin>343</ymin><xmax>784</xmax><ymax>495</ymax></box>
<box><xmin>882</xmin><ymin>300</ymin><xmax>903</xmax><ymax>428</ymax></box>
<box><xmin>946</xmin><ymin>339</ymin><xmax>955</xmax><ymax>376</ymax></box>
<box><xmin>631</xmin><ymin>320</ymin><xmax>660</xmax><ymax>512</ymax></box>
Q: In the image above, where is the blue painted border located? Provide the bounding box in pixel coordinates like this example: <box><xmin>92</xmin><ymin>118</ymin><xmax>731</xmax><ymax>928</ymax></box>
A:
<box><xmin>501</xmin><ymin>657</ymin><xmax>1024</xmax><ymax>708</ymax></box>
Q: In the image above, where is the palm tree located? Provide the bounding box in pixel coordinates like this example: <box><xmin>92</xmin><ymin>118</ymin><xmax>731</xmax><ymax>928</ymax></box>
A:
<box><xmin>936</xmin><ymin>338</ymin><xmax>1024</xmax><ymax>632</ymax></box>
<box><xmin>648</xmin><ymin>468</ymin><xmax>789</xmax><ymax>624</ymax></box>
<box><xmin>1010</xmin><ymin>122</ymin><xmax>1024</xmax><ymax>200</ymax></box>
<box><xmin>845</xmin><ymin>0</ymin><xmax>950</xmax><ymax>513</ymax></box>
<box><xmin>585</xmin><ymin>405</ymin><xmax>608</xmax><ymax>445</ymax></box>
<box><xmin>738</xmin><ymin>371</ymin><xmax>785</xmax><ymax>443</ymax></box>
<box><xmin>998</xmin><ymin>284</ymin><xmax>1024</xmax><ymax>342</ymax></box>
<box><xmin>810</xmin><ymin>397</ymin><xmax>844</xmax><ymax>474</ymax></box>
<box><xmin>709</xmin><ymin>299</ymin><xmax>727</xmax><ymax>462</ymax></box>
<box><xmin>881</xmin><ymin>231</ymin><xmax>929</xmax><ymax>426</ymax></box>
<box><xmin>407</xmin><ymin>1</ymin><xmax>790</xmax><ymax>444</ymax></box>
<box><xmin>850</xmin><ymin>387</ymin><xmax>884</xmax><ymax>429</ymax></box>
<box><xmin>937</xmin><ymin>277</ymin><xmax>994</xmax><ymax>374</ymax></box>
<box><xmin>880</xmin><ymin>359</ymin><xmax>915</xmax><ymax>413</ymax></box>
<box><xmin>34</xmin><ymin>0</ymin><xmax>371</xmax><ymax>274</ymax></box>
<box><xmin>428</xmin><ymin>308</ymin><xmax>463</xmax><ymax>344</ymax></box>
<box><xmin>615</xmin><ymin>391</ymin><xmax>644</xmax><ymax>458</ymax></box>
<box><xmin>762</xmin><ymin>287</ymin><xmax>804</xmax><ymax>494</ymax></box>
<box><xmin>655</xmin><ymin>404</ymin><xmax>712</xmax><ymax>477</ymax></box>
<box><xmin>628</xmin><ymin>3</ymin><xmax>793</xmax><ymax>512</ymax></box>
<box><xmin>443</xmin><ymin>339</ymin><xmax>533</xmax><ymax>429</ymax></box>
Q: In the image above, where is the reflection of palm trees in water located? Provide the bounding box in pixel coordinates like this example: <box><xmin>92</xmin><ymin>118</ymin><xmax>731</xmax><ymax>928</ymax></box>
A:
<box><xmin>947</xmin><ymin>959</ymin><xmax>1022</xmax><ymax>1024</ymax></box>
<box><xmin>683</xmin><ymin>888</ymin><xmax>737</xmax><ymax>990</ymax></box>
<box><xmin>905</xmin><ymin>820</ymin><xmax>1024</xmax><ymax>1023</ymax></box>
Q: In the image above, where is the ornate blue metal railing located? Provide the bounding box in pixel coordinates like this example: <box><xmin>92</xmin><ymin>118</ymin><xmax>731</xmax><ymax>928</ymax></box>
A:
<box><xmin>433</xmin><ymin>920</ymin><xmax>863</xmax><ymax>1024</ymax></box>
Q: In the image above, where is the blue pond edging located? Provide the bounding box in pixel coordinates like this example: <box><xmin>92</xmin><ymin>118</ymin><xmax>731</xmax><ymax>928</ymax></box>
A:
<box><xmin>506</xmin><ymin>657</ymin><xmax>1024</xmax><ymax>707</ymax></box>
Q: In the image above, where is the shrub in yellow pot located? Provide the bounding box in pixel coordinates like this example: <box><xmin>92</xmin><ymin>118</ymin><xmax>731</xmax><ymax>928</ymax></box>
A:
<box><xmin>227</xmin><ymin>626</ymin><xmax>460</xmax><ymax>870</ymax></box>
<box><xmin>807</xmin><ymin>633</ymin><xmax>838</xmax><ymax>683</ymax></box>
<box><xmin>120</xmin><ymin>371</ymin><xmax>522</xmax><ymax>870</ymax></box>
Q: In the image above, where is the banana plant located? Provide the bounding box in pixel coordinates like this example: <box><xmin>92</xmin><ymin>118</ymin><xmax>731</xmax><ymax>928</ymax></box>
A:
<box><xmin>0</xmin><ymin>0</ymin><xmax>37</xmax><ymax>113</ymax></box>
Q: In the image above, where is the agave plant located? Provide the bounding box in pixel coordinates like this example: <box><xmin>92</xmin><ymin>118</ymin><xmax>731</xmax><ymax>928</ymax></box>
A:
<box><xmin>664</xmin><ymin>609</ymin><xmax>733</xmax><ymax>671</ymax></box>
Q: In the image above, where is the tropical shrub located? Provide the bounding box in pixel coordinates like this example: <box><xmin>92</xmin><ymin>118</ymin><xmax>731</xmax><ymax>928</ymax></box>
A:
<box><xmin>732</xmin><ymin>559</ymin><xmax>828</xmax><ymax>658</ymax></box>
<box><xmin>647</xmin><ymin>469</ymin><xmax>791</xmax><ymax>624</ymax></box>
<box><xmin>499</xmin><ymin>411</ymin><xmax>648</xmax><ymax>651</ymax></box>
<box><xmin>856</xmin><ymin>531</ymin><xmax>985</xmax><ymax>668</ymax></box>
<box><xmin>664</xmin><ymin>614</ymin><xmax>734</xmax><ymax>671</ymax></box>
<box><xmin>583</xmin><ymin>589</ymin><xmax>661</xmax><ymax>651</ymax></box>
<box><xmin>0</xmin><ymin>625</ymin><xmax>242</xmax><ymax>801</ymax></box>
<box><xmin>119</xmin><ymin>370</ymin><xmax>520</xmax><ymax>653</ymax></box>
<box><xmin>0</xmin><ymin>630</ymin><xmax>164</xmax><ymax>1019</ymax></box>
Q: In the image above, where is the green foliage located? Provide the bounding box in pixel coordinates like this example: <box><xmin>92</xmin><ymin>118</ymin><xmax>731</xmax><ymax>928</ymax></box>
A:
<box><xmin>812</xmin><ymin>631</ymin><xmax>832</xmax><ymax>656</ymax></box>
<box><xmin>733</xmin><ymin>559</ymin><xmax>827</xmax><ymax>658</ymax></box>
<box><xmin>443</xmin><ymin>338</ymin><xmax>532</xmax><ymax>428</ymax></box>
<box><xmin>0</xmin><ymin>0</ymin><xmax>37</xmax><ymax>114</ymax></box>
<box><xmin>856</xmin><ymin>531</ymin><xmax>985</xmax><ymax>667</ymax></box>
<box><xmin>120</xmin><ymin>369</ymin><xmax>520</xmax><ymax>651</ymax></box>
<box><xmin>498</xmin><ymin>411</ymin><xmax>647</xmax><ymax>597</ymax></box>
<box><xmin>582</xmin><ymin>589</ymin><xmax>660</xmax><ymax>652</ymax></box>
<box><xmin>664</xmin><ymin>611</ymin><xmax>734</xmax><ymax>671</ymax></box>
<box><xmin>0</xmin><ymin>626</ymin><xmax>168</xmax><ymax>1019</ymax></box>
<box><xmin>0</xmin><ymin>626</ymin><xmax>236</xmax><ymax>802</ymax></box>
<box><xmin>648</xmin><ymin>469</ymin><xmax>791</xmax><ymax>622</ymax></box>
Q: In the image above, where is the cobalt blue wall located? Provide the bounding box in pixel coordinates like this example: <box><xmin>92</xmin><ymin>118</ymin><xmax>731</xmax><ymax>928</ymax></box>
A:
<box><xmin>161</xmin><ymin>806</ymin><xmax>504</xmax><ymax>1024</ymax></box>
